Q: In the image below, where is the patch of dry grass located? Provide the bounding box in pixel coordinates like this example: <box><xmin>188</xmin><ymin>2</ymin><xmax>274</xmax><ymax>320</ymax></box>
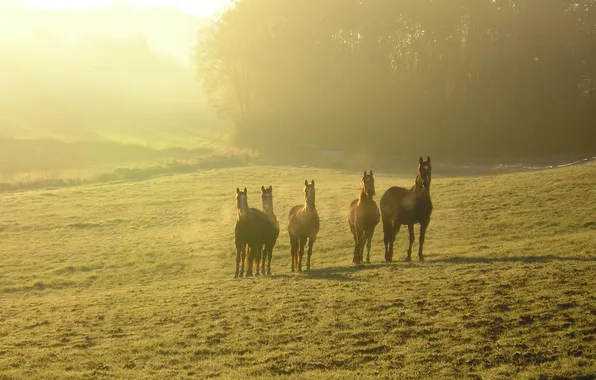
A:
<box><xmin>0</xmin><ymin>164</ymin><xmax>595</xmax><ymax>379</ymax></box>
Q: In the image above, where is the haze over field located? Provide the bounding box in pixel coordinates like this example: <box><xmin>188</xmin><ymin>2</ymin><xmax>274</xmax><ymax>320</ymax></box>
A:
<box><xmin>0</xmin><ymin>1</ymin><xmax>234</xmax><ymax>181</ymax></box>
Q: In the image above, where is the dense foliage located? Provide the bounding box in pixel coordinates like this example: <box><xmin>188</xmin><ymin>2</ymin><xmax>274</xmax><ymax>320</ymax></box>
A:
<box><xmin>197</xmin><ymin>0</ymin><xmax>596</xmax><ymax>161</ymax></box>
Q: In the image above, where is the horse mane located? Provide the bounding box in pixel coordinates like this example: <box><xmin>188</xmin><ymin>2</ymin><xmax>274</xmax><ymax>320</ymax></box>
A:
<box><xmin>357</xmin><ymin>188</ymin><xmax>372</xmax><ymax>206</ymax></box>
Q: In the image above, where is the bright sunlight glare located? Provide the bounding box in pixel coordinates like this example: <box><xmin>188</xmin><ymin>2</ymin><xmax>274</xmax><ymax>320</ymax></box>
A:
<box><xmin>20</xmin><ymin>0</ymin><xmax>230</xmax><ymax>18</ymax></box>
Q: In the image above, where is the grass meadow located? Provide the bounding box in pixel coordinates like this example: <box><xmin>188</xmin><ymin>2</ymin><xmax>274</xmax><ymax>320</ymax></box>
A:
<box><xmin>0</xmin><ymin>163</ymin><xmax>595</xmax><ymax>379</ymax></box>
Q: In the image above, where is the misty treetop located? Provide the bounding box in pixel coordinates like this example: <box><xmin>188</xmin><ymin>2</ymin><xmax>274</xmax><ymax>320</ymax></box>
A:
<box><xmin>196</xmin><ymin>0</ymin><xmax>596</xmax><ymax>161</ymax></box>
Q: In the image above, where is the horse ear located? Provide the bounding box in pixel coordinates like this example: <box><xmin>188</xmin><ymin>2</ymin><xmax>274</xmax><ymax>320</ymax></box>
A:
<box><xmin>243</xmin><ymin>187</ymin><xmax>247</xmax><ymax>194</ymax></box>
<box><xmin>419</xmin><ymin>156</ymin><xmax>424</xmax><ymax>164</ymax></box>
<box><xmin>261</xmin><ymin>185</ymin><xmax>265</xmax><ymax>192</ymax></box>
<box><xmin>311</xmin><ymin>180</ymin><xmax>315</xmax><ymax>186</ymax></box>
<box><xmin>236</xmin><ymin>187</ymin><xmax>240</xmax><ymax>194</ymax></box>
<box><xmin>304</xmin><ymin>180</ymin><xmax>308</xmax><ymax>186</ymax></box>
<box><xmin>269</xmin><ymin>185</ymin><xmax>273</xmax><ymax>191</ymax></box>
<box><xmin>363</xmin><ymin>170</ymin><xmax>367</xmax><ymax>176</ymax></box>
<box><xmin>369</xmin><ymin>170</ymin><xmax>373</xmax><ymax>176</ymax></box>
<box><xmin>427</xmin><ymin>156</ymin><xmax>431</xmax><ymax>163</ymax></box>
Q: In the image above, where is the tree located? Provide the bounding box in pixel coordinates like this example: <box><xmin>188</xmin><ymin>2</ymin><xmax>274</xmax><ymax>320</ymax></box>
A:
<box><xmin>196</xmin><ymin>0</ymin><xmax>596</xmax><ymax>161</ymax></box>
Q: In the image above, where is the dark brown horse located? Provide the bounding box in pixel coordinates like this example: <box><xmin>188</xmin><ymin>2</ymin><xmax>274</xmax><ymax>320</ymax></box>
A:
<box><xmin>348</xmin><ymin>170</ymin><xmax>380</xmax><ymax>264</ymax></box>
<box><xmin>260</xmin><ymin>185</ymin><xmax>280</xmax><ymax>276</ymax></box>
<box><xmin>380</xmin><ymin>156</ymin><xmax>433</xmax><ymax>262</ymax></box>
<box><xmin>234</xmin><ymin>187</ymin><xmax>267</xmax><ymax>278</ymax></box>
<box><xmin>288</xmin><ymin>180</ymin><xmax>320</xmax><ymax>272</ymax></box>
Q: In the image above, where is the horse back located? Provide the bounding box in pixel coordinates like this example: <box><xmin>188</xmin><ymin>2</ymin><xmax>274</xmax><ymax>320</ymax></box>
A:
<box><xmin>355</xmin><ymin>197</ymin><xmax>380</xmax><ymax>230</ymax></box>
<box><xmin>288</xmin><ymin>205</ymin><xmax>319</xmax><ymax>237</ymax></box>
<box><xmin>380</xmin><ymin>187</ymin><xmax>410</xmax><ymax>216</ymax></box>
<box><xmin>244</xmin><ymin>208</ymin><xmax>269</xmax><ymax>245</ymax></box>
<box><xmin>288</xmin><ymin>205</ymin><xmax>303</xmax><ymax>221</ymax></box>
<box><xmin>348</xmin><ymin>198</ymin><xmax>358</xmax><ymax>233</ymax></box>
<box><xmin>380</xmin><ymin>186</ymin><xmax>432</xmax><ymax>225</ymax></box>
<box><xmin>266</xmin><ymin>214</ymin><xmax>280</xmax><ymax>241</ymax></box>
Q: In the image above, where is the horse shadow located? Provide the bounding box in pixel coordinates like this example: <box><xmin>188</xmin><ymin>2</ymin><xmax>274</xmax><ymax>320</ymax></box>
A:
<box><xmin>266</xmin><ymin>262</ymin><xmax>392</xmax><ymax>282</ymax></box>
<box><xmin>306</xmin><ymin>262</ymin><xmax>392</xmax><ymax>282</ymax></box>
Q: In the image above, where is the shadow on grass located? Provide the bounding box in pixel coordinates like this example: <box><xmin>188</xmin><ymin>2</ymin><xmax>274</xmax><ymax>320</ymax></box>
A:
<box><xmin>430</xmin><ymin>255</ymin><xmax>596</xmax><ymax>264</ymax></box>
<box><xmin>291</xmin><ymin>263</ymin><xmax>392</xmax><ymax>282</ymax></box>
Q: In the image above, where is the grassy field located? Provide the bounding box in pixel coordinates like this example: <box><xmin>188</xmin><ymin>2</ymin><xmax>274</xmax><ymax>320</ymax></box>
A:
<box><xmin>0</xmin><ymin>163</ymin><xmax>595</xmax><ymax>379</ymax></box>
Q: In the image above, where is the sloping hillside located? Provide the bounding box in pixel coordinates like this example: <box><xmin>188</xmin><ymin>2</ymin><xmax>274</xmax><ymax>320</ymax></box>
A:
<box><xmin>0</xmin><ymin>164</ymin><xmax>594</xmax><ymax>378</ymax></box>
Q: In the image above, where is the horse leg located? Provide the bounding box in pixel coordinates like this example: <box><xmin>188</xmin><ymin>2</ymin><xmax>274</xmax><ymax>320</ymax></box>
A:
<box><xmin>267</xmin><ymin>243</ymin><xmax>274</xmax><ymax>275</ymax></box>
<box><xmin>354</xmin><ymin>229</ymin><xmax>363</xmax><ymax>264</ymax></box>
<box><xmin>255</xmin><ymin>244</ymin><xmax>262</xmax><ymax>277</ymax></box>
<box><xmin>306</xmin><ymin>237</ymin><xmax>315</xmax><ymax>271</ymax></box>
<box><xmin>418</xmin><ymin>221</ymin><xmax>429</xmax><ymax>261</ymax></box>
<box><xmin>382</xmin><ymin>217</ymin><xmax>392</xmax><ymax>263</ymax></box>
<box><xmin>290</xmin><ymin>235</ymin><xmax>298</xmax><ymax>272</ymax></box>
<box><xmin>389</xmin><ymin>224</ymin><xmax>400</xmax><ymax>263</ymax></box>
<box><xmin>234</xmin><ymin>241</ymin><xmax>242</xmax><ymax>278</ymax></box>
<box><xmin>240</xmin><ymin>245</ymin><xmax>247</xmax><ymax>277</ymax></box>
<box><xmin>260</xmin><ymin>243</ymin><xmax>266</xmax><ymax>275</ymax></box>
<box><xmin>298</xmin><ymin>236</ymin><xmax>307</xmax><ymax>272</ymax></box>
<box><xmin>352</xmin><ymin>231</ymin><xmax>358</xmax><ymax>264</ymax></box>
<box><xmin>358</xmin><ymin>230</ymin><xmax>366</xmax><ymax>264</ymax></box>
<box><xmin>406</xmin><ymin>224</ymin><xmax>415</xmax><ymax>262</ymax></box>
<box><xmin>246</xmin><ymin>245</ymin><xmax>254</xmax><ymax>277</ymax></box>
<box><xmin>366</xmin><ymin>229</ymin><xmax>374</xmax><ymax>264</ymax></box>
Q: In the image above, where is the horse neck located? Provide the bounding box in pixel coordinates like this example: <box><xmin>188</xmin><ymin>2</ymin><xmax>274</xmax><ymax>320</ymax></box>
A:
<box><xmin>412</xmin><ymin>175</ymin><xmax>430</xmax><ymax>197</ymax></box>
<box><xmin>263</xmin><ymin>201</ymin><xmax>275</xmax><ymax>216</ymax></box>
<box><xmin>410</xmin><ymin>174</ymin><xmax>424</xmax><ymax>194</ymax></box>
<box><xmin>237</xmin><ymin>210</ymin><xmax>246</xmax><ymax>221</ymax></box>
<box><xmin>237</xmin><ymin>206</ymin><xmax>250</xmax><ymax>220</ymax></box>
<box><xmin>358</xmin><ymin>189</ymin><xmax>373</xmax><ymax>204</ymax></box>
<box><xmin>303</xmin><ymin>198</ymin><xmax>316</xmax><ymax>211</ymax></box>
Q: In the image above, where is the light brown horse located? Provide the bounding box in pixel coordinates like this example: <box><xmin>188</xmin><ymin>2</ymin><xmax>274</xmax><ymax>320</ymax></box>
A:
<box><xmin>260</xmin><ymin>185</ymin><xmax>280</xmax><ymax>276</ymax></box>
<box><xmin>288</xmin><ymin>180</ymin><xmax>319</xmax><ymax>272</ymax></box>
<box><xmin>380</xmin><ymin>157</ymin><xmax>433</xmax><ymax>262</ymax></box>
<box><xmin>348</xmin><ymin>170</ymin><xmax>380</xmax><ymax>264</ymax></box>
<box><xmin>234</xmin><ymin>187</ymin><xmax>267</xmax><ymax>278</ymax></box>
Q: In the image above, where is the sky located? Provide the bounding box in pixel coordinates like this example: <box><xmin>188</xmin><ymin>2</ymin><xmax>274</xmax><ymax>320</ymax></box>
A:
<box><xmin>20</xmin><ymin>0</ymin><xmax>231</xmax><ymax>18</ymax></box>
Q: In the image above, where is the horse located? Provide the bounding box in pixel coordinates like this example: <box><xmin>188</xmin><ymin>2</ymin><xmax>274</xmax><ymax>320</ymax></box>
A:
<box><xmin>260</xmin><ymin>185</ymin><xmax>280</xmax><ymax>276</ymax></box>
<box><xmin>348</xmin><ymin>170</ymin><xmax>380</xmax><ymax>264</ymax></box>
<box><xmin>234</xmin><ymin>187</ymin><xmax>267</xmax><ymax>278</ymax></box>
<box><xmin>288</xmin><ymin>180</ymin><xmax>320</xmax><ymax>272</ymax></box>
<box><xmin>380</xmin><ymin>156</ymin><xmax>433</xmax><ymax>263</ymax></box>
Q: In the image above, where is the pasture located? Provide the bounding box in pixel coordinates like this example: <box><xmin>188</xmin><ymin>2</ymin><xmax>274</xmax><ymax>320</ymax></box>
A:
<box><xmin>0</xmin><ymin>164</ymin><xmax>595</xmax><ymax>379</ymax></box>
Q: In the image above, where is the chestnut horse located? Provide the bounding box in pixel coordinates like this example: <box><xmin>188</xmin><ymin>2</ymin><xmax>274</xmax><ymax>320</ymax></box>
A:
<box><xmin>234</xmin><ymin>187</ymin><xmax>267</xmax><ymax>278</ymax></box>
<box><xmin>380</xmin><ymin>157</ymin><xmax>433</xmax><ymax>262</ymax></box>
<box><xmin>348</xmin><ymin>170</ymin><xmax>380</xmax><ymax>264</ymax></box>
<box><xmin>288</xmin><ymin>180</ymin><xmax>319</xmax><ymax>272</ymax></box>
<box><xmin>260</xmin><ymin>185</ymin><xmax>280</xmax><ymax>276</ymax></box>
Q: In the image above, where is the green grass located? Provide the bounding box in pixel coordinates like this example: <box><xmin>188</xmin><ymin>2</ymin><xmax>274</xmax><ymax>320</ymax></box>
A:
<box><xmin>0</xmin><ymin>164</ymin><xmax>595</xmax><ymax>379</ymax></box>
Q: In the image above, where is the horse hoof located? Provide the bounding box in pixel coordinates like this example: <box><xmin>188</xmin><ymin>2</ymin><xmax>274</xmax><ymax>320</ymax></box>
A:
<box><xmin>405</xmin><ymin>257</ymin><xmax>412</xmax><ymax>262</ymax></box>
<box><xmin>267</xmin><ymin>271</ymin><xmax>272</xmax><ymax>276</ymax></box>
<box><xmin>366</xmin><ymin>260</ymin><xmax>371</xmax><ymax>264</ymax></box>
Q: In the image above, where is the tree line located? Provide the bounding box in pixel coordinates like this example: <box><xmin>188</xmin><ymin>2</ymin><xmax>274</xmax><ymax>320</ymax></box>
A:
<box><xmin>196</xmin><ymin>0</ymin><xmax>596</xmax><ymax>162</ymax></box>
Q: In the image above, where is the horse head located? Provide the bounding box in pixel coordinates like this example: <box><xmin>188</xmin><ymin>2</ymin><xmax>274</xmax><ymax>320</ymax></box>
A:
<box><xmin>235</xmin><ymin>187</ymin><xmax>249</xmax><ymax>217</ymax></box>
<box><xmin>361</xmin><ymin>170</ymin><xmax>376</xmax><ymax>198</ymax></box>
<box><xmin>304</xmin><ymin>180</ymin><xmax>316</xmax><ymax>208</ymax></box>
<box><xmin>261</xmin><ymin>185</ymin><xmax>274</xmax><ymax>214</ymax></box>
<box><xmin>417</xmin><ymin>156</ymin><xmax>432</xmax><ymax>191</ymax></box>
